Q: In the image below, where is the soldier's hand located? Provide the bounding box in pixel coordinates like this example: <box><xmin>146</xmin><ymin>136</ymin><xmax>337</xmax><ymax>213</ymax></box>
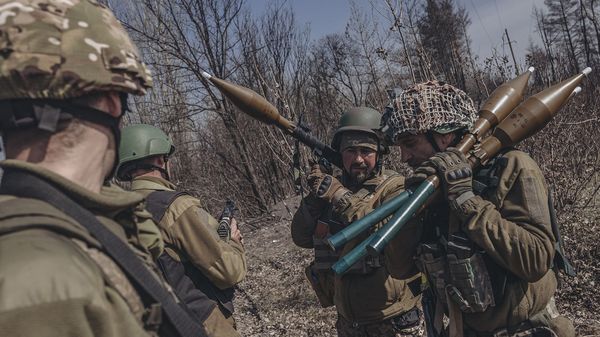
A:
<box><xmin>427</xmin><ymin>147</ymin><xmax>473</xmax><ymax>201</ymax></box>
<box><xmin>405</xmin><ymin>163</ymin><xmax>437</xmax><ymax>188</ymax></box>
<box><xmin>230</xmin><ymin>218</ymin><xmax>244</xmax><ymax>245</ymax></box>
<box><xmin>307</xmin><ymin>163</ymin><xmax>348</xmax><ymax>203</ymax></box>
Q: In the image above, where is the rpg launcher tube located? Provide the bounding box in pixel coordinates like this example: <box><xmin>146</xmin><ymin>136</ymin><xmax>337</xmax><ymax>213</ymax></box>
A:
<box><xmin>202</xmin><ymin>72</ymin><xmax>344</xmax><ymax>168</ymax></box>
<box><xmin>366</xmin><ymin>176</ymin><xmax>438</xmax><ymax>255</ymax></box>
<box><xmin>327</xmin><ymin>189</ymin><xmax>412</xmax><ymax>251</ymax></box>
<box><xmin>475</xmin><ymin>67</ymin><xmax>592</xmax><ymax>164</ymax></box>
<box><xmin>292</xmin><ymin>127</ymin><xmax>343</xmax><ymax>168</ymax></box>
<box><xmin>457</xmin><ymin>67</ymin><xmax>533</xmax><ymax>153</ymax></box>
<box><xmin>331</xmin><ymin>231</ymin><xmax>378</xmax><ymax>275</ymax></box>
<box><xmin>201</xmin><ymin>72</ymin><xmax>294</xmax><ymax>133</ymax></box>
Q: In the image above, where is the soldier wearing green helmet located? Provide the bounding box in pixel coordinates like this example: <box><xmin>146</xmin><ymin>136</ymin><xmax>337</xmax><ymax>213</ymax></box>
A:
<box><xmin>0</xmin><ymin>1</ymin><xmax>237</xmax><ymax>337</ymax></box>
<box><xmin>117</xmin><ymin>124</ymin><xmax>246</xmax><ymax>332</ymax></box>
<box><xmin>291</xmin><ymin>107</ymin><xmax>425</xmax><ymax>337</ymax></box>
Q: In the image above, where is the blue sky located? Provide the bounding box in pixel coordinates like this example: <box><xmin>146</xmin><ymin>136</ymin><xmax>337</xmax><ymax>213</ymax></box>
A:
<box><xmin>249</xmin><ymin>0</ymin><xmax>544</xmax><ymax>65</ymax></box>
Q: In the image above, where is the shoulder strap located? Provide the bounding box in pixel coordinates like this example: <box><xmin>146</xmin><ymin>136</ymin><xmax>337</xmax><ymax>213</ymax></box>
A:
<box><xmin>145</xmin><ymin>190</ymin><xmax>189</xmax><ymax>223</ymax></box>
<box><xmin>472</xmin><ymin>148</ymin><xmax>511</xmax><ymax>196</ymax></box>
<box><xmin>0</xmin><ymin>169</ymin><xmax>204</xmax><ymax>337</ymax></box>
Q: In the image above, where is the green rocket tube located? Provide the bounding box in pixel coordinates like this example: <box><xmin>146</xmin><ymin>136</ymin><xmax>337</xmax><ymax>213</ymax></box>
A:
<box><xmin>366</xmin><ymin>178</ymin><xmax>437</xmax><ymax>256</ymax></box>
<box><xmin>326</xmin><ymin>190</ymin><xmax>412</xmax><ymax>251</ymax></box>
<box><xmin>331</xmin><ymin>231</ymin><xmax>378</xmax><ymax>275</ymax></box>
<box><xmin>331</xmin><ymin>179</ymin><xmax>435</xmax><ymax>275</ymax></box>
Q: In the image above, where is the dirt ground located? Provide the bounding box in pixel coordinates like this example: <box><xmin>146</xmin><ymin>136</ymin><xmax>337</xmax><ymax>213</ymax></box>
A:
<box><xmin>233</xmin><ymin>196</ymin><xmax>600</xmax><ymax>336</ymax></box>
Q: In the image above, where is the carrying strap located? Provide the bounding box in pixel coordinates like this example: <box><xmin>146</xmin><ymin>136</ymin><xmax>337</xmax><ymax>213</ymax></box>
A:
<box><xmin>0</xmin><ymin>169</ymin><xmax>204</xmax><ymax>337</ymax></box>
<box><xmin>146</xmin><ymin>190</ymin><xmax>237</xmax><ymax>317</ymax></box>
<box><xmin>145</xmin><ymin>190</ymin><xmax>189</xmax><ymax>223</ymax></box>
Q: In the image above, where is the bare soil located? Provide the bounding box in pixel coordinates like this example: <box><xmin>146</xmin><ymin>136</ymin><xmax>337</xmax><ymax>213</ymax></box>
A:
<box><xmin>234</xmin><ymin>196</ymin><xmax>600</xmax><ymax>336</ymax></box>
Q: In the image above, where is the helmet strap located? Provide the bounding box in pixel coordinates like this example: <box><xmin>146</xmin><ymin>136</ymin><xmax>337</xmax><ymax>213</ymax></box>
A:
<box><xmin>0</xmin><ymin>99</ymin><xmax>122</xmax><ymax>179</ymax></box>
<box><xmin>119</xmin><ymin>162</ymin><xmax>170</xmax><ymax>181</ymax></box>
<box><xmin>425</xmin><ymin>130</ymin><xmax>442</xmax><ymax>153</ymax></box>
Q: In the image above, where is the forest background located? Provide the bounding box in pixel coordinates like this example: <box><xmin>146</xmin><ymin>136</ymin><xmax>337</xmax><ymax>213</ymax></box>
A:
<box><xmin>109</xmin><ymin>0</ymin><xmax>599</xmax><ymax>334</ymax></box>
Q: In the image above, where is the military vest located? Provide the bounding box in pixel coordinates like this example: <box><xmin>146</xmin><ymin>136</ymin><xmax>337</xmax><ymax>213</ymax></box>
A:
<box><xmin>312</xmin><ymin>172</ymin><xmax>402</xmax><ymax>274</ymax></box>
<box><xmin>145</xmin><ymin>191</ymin><xmax>236</xmax><ymax>319</ymax></box>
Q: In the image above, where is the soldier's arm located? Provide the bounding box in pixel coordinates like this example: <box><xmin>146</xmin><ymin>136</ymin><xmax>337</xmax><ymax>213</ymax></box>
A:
<box><xmin>167</xmin><ymin>197</ymin><xmax>247</xmax><ymax>289</ymax></box>
<box><xmin>291</xmin><ymin>195</ymin><xmax>326</xmax><ymax>248</ymax></box>
<box><xmin>453</xmin><ymin>152</ymin><xmax>555</xmax><ymax>282</ymax></box>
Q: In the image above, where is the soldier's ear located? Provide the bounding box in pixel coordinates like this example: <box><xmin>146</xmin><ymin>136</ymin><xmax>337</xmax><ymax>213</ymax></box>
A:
<box><xmin>99</xmin><ymin>92</ymin><xmax>123</xmax><ymax>118</ymax></box>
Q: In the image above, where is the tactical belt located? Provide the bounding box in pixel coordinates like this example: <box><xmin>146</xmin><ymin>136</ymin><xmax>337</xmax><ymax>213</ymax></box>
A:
<box><xmin>0</xmin><ymin>169</ymin><xmax>204</xmax><ymax>337</ymax></box>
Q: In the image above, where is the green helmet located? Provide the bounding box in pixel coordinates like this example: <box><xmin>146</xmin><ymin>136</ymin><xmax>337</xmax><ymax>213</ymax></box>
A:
<box><xmin>117</xmin><ymin>124</ymin><xmax>175</xmax><ymax>180</ymax></box>
<box><xmin>331</xmin><ymin>107</ymin><xmax>383</xmax><ymax>151</ymax></box>
<box><xmin>0</xmin><ymin>0</ymin><xmax>152</xmax><ymax>101</ymax></box>
<box><xmin>383</xmin><ymin>81</ymin><xmax>476</xmax><ymax>143</ymax></box>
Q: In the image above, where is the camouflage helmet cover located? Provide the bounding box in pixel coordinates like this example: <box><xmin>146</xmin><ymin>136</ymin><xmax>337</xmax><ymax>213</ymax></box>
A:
<box><xmin>0</xmin><ymin>0</ymin><xmax>153</xmax><ymax>101</ymax></box>
<box><xmin>384</xmin><ymin>81</ymin><xmax>476</xmax><ymax>143</ymax></box>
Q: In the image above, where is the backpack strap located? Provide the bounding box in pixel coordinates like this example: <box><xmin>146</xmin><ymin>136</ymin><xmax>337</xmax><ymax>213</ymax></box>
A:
<box><xmin>0</xmin><ymin>168</ymin><xmax>204</xmax><ymax>337</ymax></box>
<box><xmin>145</xmin><ymin>190</ymin><xmax>189</xmax><ymax>223</ymax></box>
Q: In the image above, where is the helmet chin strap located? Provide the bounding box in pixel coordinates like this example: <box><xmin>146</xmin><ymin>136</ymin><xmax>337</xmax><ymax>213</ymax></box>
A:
<box><xmin>0</xmin><ymin>99</ymin><xmax>123</xmax><ymax>180</ymax></box>
<box><xmin>425</xmin><ymin>130</ymin><xmax>442</xmax><ymax>153</ymax></box>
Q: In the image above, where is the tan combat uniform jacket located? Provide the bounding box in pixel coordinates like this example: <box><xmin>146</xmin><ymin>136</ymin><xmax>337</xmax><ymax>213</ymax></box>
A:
<box><xmin>0</xmin><ymin>160</ymin><xmax>235</xmax><ymax>337</ymax></box>
<box><xmin>418</xmin><ymin>150</ymin><xmax>574</xmax><ymax>336</ymax></box>
<box><xmin>291</xmin><ymin>169</ymin><xmax>422</xmax><ymax>325</ymax></box>
<box><xmin>131</xmin><ymin>176</ymin><xmax>246</xmax><ymax>291</ymax></box>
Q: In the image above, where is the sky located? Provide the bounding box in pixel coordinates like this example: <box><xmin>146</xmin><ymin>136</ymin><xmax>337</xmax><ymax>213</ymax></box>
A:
<box><xmin>250</xmin><ymin>0</ymin><xmax>545</xmax><ymax>66</ymax></box>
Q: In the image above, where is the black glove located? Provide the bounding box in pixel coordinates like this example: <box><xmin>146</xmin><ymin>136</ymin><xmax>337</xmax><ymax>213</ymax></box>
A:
<box><xmin>406</xmin><ymin>148</ymin><xmax>474</xmax><ymax>203</ymax></box>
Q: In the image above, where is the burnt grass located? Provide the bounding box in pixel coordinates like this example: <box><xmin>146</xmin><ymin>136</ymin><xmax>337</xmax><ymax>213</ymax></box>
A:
<box><xmin>233</xmin><ymin>196</ymin><xmax>600</xmax><ymax>336</ymax></box>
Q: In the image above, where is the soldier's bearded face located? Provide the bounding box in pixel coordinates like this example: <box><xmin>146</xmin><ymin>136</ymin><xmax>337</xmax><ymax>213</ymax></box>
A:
<box><xmin>342</xmin><ymin>146</ymin><xmax>377</xmax><ymax>183</ymax></box>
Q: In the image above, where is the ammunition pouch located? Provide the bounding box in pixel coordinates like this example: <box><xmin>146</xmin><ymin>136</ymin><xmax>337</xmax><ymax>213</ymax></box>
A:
<box><xmin>446</xmin><ymin>252</ymin><xmax>495</xmax><ymax>313</ymax></box>
<box><xmin>313</xmin><ymin>236</ymin><xmax>341</xmax><ymax>270</ymax></box>
<box><xmin>304</xmin><ymin>262</ymin><xmax>335</xmax><ymax>307</ymax></box>
<box><xmin>417</xmin><ymin>241</ymin><xmax>495</xmax><ymax>314</ymax></box>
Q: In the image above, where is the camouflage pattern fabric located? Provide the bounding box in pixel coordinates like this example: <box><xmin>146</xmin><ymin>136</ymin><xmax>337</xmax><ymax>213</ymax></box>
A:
<box><xmin>339</xmin><ymin>132</ymin><xmax>378</xmax><ymax>151</ymax></box>
<box><xmin>385</xmin><ymin>81</ymin><xmax>476</xmax><ymax>142</ymax></box>
<box><xmin>335</xmin><ymin>308</ymin><xmax>426</xmax><ymax>337</ymax></box>
<box><xmin>0</xmin><ymin>0</ymin><xmax>152</xmax><ymax>100</ymax></box>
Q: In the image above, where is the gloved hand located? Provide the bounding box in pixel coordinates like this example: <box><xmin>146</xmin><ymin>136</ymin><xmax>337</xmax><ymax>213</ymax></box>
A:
<box><xmin>307</xmin><ymin>163</ymin><xmax>349</xmax><ymax>204</ymax></box>
<box><xmin>406</xmin><ymin>148</ymin><xmax>473</xmax><ymax>202</ymax></box>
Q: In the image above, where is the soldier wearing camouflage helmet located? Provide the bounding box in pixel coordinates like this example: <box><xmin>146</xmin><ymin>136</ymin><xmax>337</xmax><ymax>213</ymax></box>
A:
<box><xmin>116</xmin><ymin>124</ymin><xmax>247</xmax><ymax>330</ymax></box>
<box><xmin>0</xmin><ymin>1</ymin><xmax>237</xmax><ymax>336</ymax></box>
<box><xmin>291</xmin><ymin>107</ymin><xmax>425</xmax><ymax>337</ymax></box>
<box><xmin>385</xmin><ymin>80</ymin><xmax>575</xmax><ymax>336</ymax></box>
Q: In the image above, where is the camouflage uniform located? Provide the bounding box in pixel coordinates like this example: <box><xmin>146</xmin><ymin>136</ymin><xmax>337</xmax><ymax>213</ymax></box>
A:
<box><xmin>292</xmin><ymin>107</ymin><xmax>425</xmax><ymax>337</ymax></box>
<box><xmin>385</xmin><ymin>81</ymin><xmax>575</xmax><ymax>337</ymax></box>
<box><xmin>0</xmin><ymin>1</ymin><xmax>237</xmax><ymax>336</ymax></box>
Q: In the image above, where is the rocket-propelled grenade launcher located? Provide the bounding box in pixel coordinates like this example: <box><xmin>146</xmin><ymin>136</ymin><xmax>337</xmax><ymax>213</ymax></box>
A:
<box><xmin>201</xmin><ymin>72</ymin><xmax>343</xmax><ymax>168</ymax></box>
<box><xmin>328</xmin><ymin>67</ymin><xmax>534</xmax><ymax>265</ymax></box>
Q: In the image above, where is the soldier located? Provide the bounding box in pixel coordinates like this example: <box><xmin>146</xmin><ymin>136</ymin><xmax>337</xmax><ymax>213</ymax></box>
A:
<box><xmin>116</xmin><ymin>124</ymin><xmax>247</xmax><ymax>328</ymax></box>
<box><xmin>0</xmin><ymin>1</ymin><xmax>236</xmax><ymax>336</ymax></box>
<box><xmin>291</xmin><ymin>107</ymin><xmax>424</xmax><ymax>337</ymax></box>
<box><xmin>384</xmin><ymin>81</ymin><xmax>575</xmax><ymax>337</ymax></box>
